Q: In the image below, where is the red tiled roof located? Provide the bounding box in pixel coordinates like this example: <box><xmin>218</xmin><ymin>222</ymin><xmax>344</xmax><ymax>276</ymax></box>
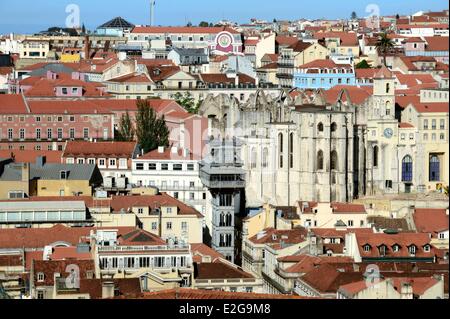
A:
<box><xmin>33</xmin><ymin>259</ymin><xmax>95</xmax><ymax>287</ymax></box>
<box><xmin>128</xmin><ymin>288</ymin><xmax>307</xmax><ymax>299</ymax></box>
<box><xmin>93</xmin><ymin>98</ymin><xmax>176</xmax><ymax>113</ymax></box>
<box><xmin>414</xmin><ymin>209</ymin><xmax>449</xmax><ymax>238</ymax></box>
<box><xmin>0</xmin><ymin>150</ymin><xmax>63</xmax><ymax>164</ymax></box>
<box><xmin>48</xmin><ymin>246</ymin><xmax>92</xmax><ymax>261</ymax></box>
<box><xmin>355</xmin><ymin>68</ymin><xmax>377</xmax><ymax>79</ymax></box>
<box><xmin>331</xmin><ymin>202</ymin><xmax>366</xmax><ymax>214</ymax></box>
<box><xmin>108</xmin><ymin>73</ymin><xmax>153</xmax><ymax>83</ymax></box>
<box><xmin>109</xmin><ymin>193</ymin><xmax>203</xmax><ymax>217</ymax></box>
<box><xmin>391</xmin><ymin>277</ymin><xmax>440</xmax><ymax>296</ymax></box>
<box><xmin>195</xmin><ymin>260</ymin><xmax>254</xmax><ymax>280</ymax></box>
<box><xmin>190</xmin><ymin>243</ymin><xmax>224</xmax><ymax>263</ymax></box>
<box><xmin>248</xmin><ymin>227</ymin><xmax>308</xmax><ymax>246</ymax></box>
<box><xmin>299</xmin><ymin>59</ymin><xmax>352</xmax><ymax>69</ymax></box>
<box><xmin>300</xmin><ymin>263</ymin><xmax>363</xmax><ymax>294</ymax></box>
<box><xmin>275</xmin><ymin>36</ymin><xmax>299</xmax><ymax>47</ymax></box>
<box><xmin>27</xmin><ymin>100</ymin><xmax>113</xmax><ymax>115</ymax></box>
<box><xmin>0</xmin><ymin>224</ymin><xmax>136</xmax><ymax>249</ymax></box>
<box><xmin>313</xmin><ymin>32</ymin><xmax>359</xmax><ymax>46</ymax></box>
<box><xmin>78</xmin><ymin>278</ymin><xmax>142</xmax><ymax>299</ymax></box>
<box><xmin>412</xmin><ymin>102</ymin><xmax>449</xmax><ymax>113</ymax></box>
<box><xmin>311</xmin><ymin>228</ymin><xmax>373</xmax><ymax>239</ymax></box>
<box><xmin>324</xmin><ymin>85</ymin><xmax>372</xmax><ymax>105</ymax></box>
<box><xmin>63</xmin><ymin>141</ymin><xmax>137</xmax><ymax>158</ymax></box>
<box><xmin>398</xmin><ymin>122</ymin><xmax>415</xmax><ymax>129</ymax></box>
<box><xmin>132</xmin><ymin>26</ymin><xmax>240</xmax><ymax>35</ymax></box>
<box><xmin>395</xmin><ymin>72</ymin><xmax>438</xmax><ymax>88</ymax></box>
<box><xmin>139</xmin><ymin>147</ymin><xmax>194</xmax><ymax>160</ymax></box>
<box><xmin>374</xmin><ymin>65</ymin><xmax>393</xmax><ymax>79</ymax></box>
<box><xmin>0</xmin><ymin>254</ymin><xmax>22</xmax><ymax>267</ymax></box>
<box><xmin>356</xmin><ymin>232</ymin><xmax>434</xmax><ymax>258</ymax></box>
<box><xmin>424</xmin><ymin>36</ymin><xmax>450</xmax><ymax>51</ymax></box>
<box><xmin>0</xmin><ymin>66</ymin><xmax>12</xmax><ymax>76</ymax></box>
<box><xmin>0</xmin><ymin>94</ymin><xmax>28</xmax><ymax>114</ymax></box>
<box><xmin>262</xmin><ymin>53</ymin><xmax>279</xmax><ymax>62</ymax></box>
<box><xmin>147</xmin><ymin>65</ymin><xmax>182</xmax><ymax>82</ymax></box>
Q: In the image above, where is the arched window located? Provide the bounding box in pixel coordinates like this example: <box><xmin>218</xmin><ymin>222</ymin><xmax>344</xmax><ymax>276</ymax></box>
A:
<box><xmin>386</xmin><ymin>101</ymin><xmax>391</xmax><ymax>116</ymax></box>
<box><xmin>289</xmin><ymin>133</ymin><xmax>294</xmax><ymax>169</ymax></box>
<box><xmin>429</xmin><ymin>155</ymin><xmax>440</xmax><ymax>181</ymax></box>
<box><xmin>331</xmin><ymin>122</ymin><xmax>337</xmax><ymax>133</ymax></box>
<box><xmin>251</xmin><ymin>148</ymin><xmax>257</xmax><ymax>169</ymax></box>
<box><xmin>318</xmin><ymin>122</ymin><xmax>324</xmax><ymax>133</ymax></box>
<box><xmin>373</xmin><ymin>146</ymin><xmax>379</xmax><ymax>167</ymax></box>
<box><xmin>330</xmin><ymin>151</ymin><xmax>338</xmax><ymax>170</ymax></box>
<box><xmin>317</xmin><ymin>150</ymin><xmax>324</xmax><ymax>170</ymax></box>
<box><xmin>262</xmin><ymin>148</ymin><xmax>268</xmax><ymax>168</ymax></box>
<box><xmin>278</xmin><ymin>133</ymin><xmax>284</xmax><ymax>168</ymax></box>
<box><xmin>402</xmin><ymin>155</ymin><xmax>413</xmax><ymax>182</ymax></box>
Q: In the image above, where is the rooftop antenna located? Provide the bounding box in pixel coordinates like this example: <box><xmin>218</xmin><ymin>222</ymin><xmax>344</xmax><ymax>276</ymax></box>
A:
<box><xmin>150</xmin><ymin>0</ymin><xmax>156</xmax><ymax>26</ymax></box>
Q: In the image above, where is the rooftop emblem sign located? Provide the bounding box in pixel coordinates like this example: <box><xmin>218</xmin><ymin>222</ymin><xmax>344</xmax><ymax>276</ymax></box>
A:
<box><xmin>212</xmin><ymin>31</ymin><xmax>237</xmax><ymax>53</ymax></box>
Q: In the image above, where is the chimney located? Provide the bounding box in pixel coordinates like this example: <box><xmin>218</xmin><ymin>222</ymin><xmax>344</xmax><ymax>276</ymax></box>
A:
<box><xmin>36</xmin><ymin>156</ymin><xmax>46</xmax><ymax>167</ymax></box>
<box><xmin>171</xmin><ymin>146</ymin><xmax>178</xmax><ymax>154</ymax></box>
<box><xmin>84</xmin><ymin>35</ymin><xmax>90</xmax><ymax>60</ymax></box>
<box><xmin>158</xmin><ymin>146</ymin><xmax>164</xmax><ymax>153</ymax></box>
<box><xmin>183</xmin><ymin>148</ymin><xmax>189</xmax><ymax>158</ymax></box>
<box><xmin>21</xmin><ymin>163</ymin><xmax>30</xmax><ymax>182</ymax></box>
<box><xmin>101</xmin><ymin>281</ymin><xmax>115</xmax><ymax>299</ymax></box>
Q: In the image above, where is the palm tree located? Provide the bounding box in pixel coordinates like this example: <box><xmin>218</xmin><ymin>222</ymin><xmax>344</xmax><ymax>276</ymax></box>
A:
<box><xmin>376</xmin><ymin>33</ymin><xmax>395</xmax><ymax>67</ymax></box>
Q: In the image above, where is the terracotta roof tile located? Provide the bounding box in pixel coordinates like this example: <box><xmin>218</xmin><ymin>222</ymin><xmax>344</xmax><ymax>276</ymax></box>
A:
<box><xmin>414</xmin><ymin>209</ymin><xmax>449</xmax><ymax>238</ymax></box>
<box><xmin>63</xmin><ymin>141</ymin><xmax>137</xmax><ymax>158</ymax></box>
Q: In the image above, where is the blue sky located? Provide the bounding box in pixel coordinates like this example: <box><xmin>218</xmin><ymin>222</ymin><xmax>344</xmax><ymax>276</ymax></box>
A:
<box><xmin>0</xmin><ymin>0</ymin><xmax>448</xmax><ymax>34</ymax></box>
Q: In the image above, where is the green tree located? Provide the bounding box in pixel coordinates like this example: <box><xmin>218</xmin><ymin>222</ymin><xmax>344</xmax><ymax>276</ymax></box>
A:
<box><xmin>115</xmin><ymin>111</ymin><xmax>135</xmax><ymax>142</ymax></box>
<box><xmin>351</xmin><ymin>11</ymin><xmax>358</xmax><ymax>20</ymax></box>
<box><xmin>199</xmin><ymin>21</ymin><xmax>209</xmax><ymax>27</ymax></box>
<box><xmin>186</xmin><ymin>21</ymin><xmax>193</xmax><ymax>27</ymax></box>
<box><xmin>355</xmin><ymin>59</ymin><xmax>371</xmax><ymax>69</ymax></box>
<box><xmin>135</xmin><ymin>99</ymin><xmax>170</xmax><ymax>153</ymax></box>
<box><xmin>375</xmin><ymin>33</ymin><xmax>395</xmax><ymax>67</ymax></box>
<box><xmin>174</xmin><ymin>92</ymin><xmax>199</xmax><ymax>114</ymax></box>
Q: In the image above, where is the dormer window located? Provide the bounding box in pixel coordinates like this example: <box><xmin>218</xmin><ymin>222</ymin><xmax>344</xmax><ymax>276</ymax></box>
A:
<box><xmin>409</xmin><ymin>245</ymin><xmax>417</xmax><ymax>255</ymax></box>
<box><xmin>62</xmin><ymin>88</ymin><xmax>68</xmax><ymax>95</ymax></box>
<box><xmin>423</xmin><ymin>244</ymin><xmax>431</xmax><ymax>253</ymax></box>
<box><xmin>60</xmin><ymin>170</ymin><xmax>68</xmax><ymax>180</ymax></box>
<box><xmin>37</xmin><ymin>273</ymin><xmax>45</xmax><ymax>282</ymax></box>
<box><xmin>392</xmin><ymin>244</ymin><xmax>400</xmax><ymax>252</ymax></box>
<box><xmin>378</xmin><ymin>245</ymin><xmax>387</xmax><ymax>256</ymax></box>
<box><xmin>363</xmin><ymin>244</ymin><xmax>371</xmax><ymax>252</ymax></box>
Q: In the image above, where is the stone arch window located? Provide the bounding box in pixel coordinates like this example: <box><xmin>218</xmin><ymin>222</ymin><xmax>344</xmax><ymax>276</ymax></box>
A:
<box><xmin>317</xmin><ymin>150</ymin><xmax>324</xmax><ymax>170</ymax></box>
<box><xmin>402</xmin><ymin>155</ymin><xmax>413</xmax><ymax>182</ymax></box>
<box><xmin>289</xmin><ymin>132</ymin><xmax>294</xmax><ymax>169</ymax></box>
<box><xmin>250</xmin><ymin>148</ymin><xmax>257</xmax><ymax>169</ymax></box>
<box><xmin>385</xmin><ymin>101</ymin><xmax>391</xmax><ymax>116</ymax></box>
<box><xmin>429</xmin><ymin>155</ymin><xmax>440</xmax><ymax>181</ymax></box>
<box><xmin>262</xmin><ymin>148</ymin><xmax>268</xmax><ymax>168</ymax></box>
<box><xmin>330</xmin><ymin>151</ymin><xmax>338</xmax><ymax>170</ymax></box>
<box><xmin>278</xmin><ymin>133</ymin><xmax>284</xmax><ymax>168</ymax></box>
<box><xmin>373</xmin><ymin>146</ymin><xmax>379</xmax><ymax>167</ymax></box>
<box><xmin>318</xmin><ymin>122</ymin><xmax>324</xmax><ymax>133</ymax></box>
<box><xmin>331</xmin><ymin>122</ymin><xmax>338</xmax><ymax>133</ymax></box>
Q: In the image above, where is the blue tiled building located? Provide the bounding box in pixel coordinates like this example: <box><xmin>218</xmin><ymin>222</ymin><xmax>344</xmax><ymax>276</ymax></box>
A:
<box><xmin>293</xmin><ymin>59</ymin><xmax>356</xmax><ymax>90</ymax></box>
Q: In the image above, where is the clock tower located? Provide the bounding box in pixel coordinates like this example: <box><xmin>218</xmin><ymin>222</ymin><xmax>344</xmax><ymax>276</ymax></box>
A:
<box><xmin>367</xmin><ymin>65</ymin><xmax>400</xmax><ymax>195</ymax></box>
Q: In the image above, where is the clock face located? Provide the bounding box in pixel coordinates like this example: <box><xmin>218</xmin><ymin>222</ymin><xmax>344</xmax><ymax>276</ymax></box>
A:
<box><xmin>384</xmin><ymin>128</ymin><xmax>394</xmax><ymax>139</ymax></box>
